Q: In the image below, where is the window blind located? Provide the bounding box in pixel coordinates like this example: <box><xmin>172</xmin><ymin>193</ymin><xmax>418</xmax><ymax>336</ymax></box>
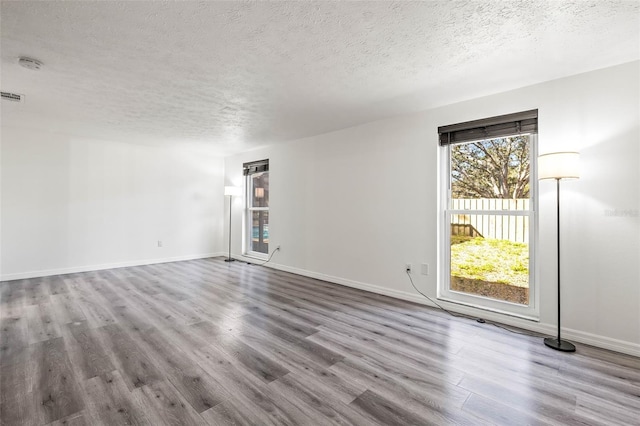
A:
<box><xmin>243</xmin><ymin>159</ymin><xmax>269</xmax><ymax>176</ymax></box>
<box><xmin>438</xmin><ymin>109</ymin><xmax>538</xmax><ymax>146</ymax></box>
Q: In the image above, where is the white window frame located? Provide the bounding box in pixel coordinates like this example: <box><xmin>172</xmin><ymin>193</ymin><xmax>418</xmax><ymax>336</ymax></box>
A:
<box><xmin>439</xmin><ymin>134</ymin><xmax>539</xmax><ymax>320</ymax></box>
<box><xmin>245</xmin><ymin>170</ymin><xmax>269</xmax><ymax>260</ymax></box>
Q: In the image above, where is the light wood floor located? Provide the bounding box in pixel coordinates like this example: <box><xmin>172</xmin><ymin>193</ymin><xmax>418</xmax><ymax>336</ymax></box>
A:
<box><xmin>1</xmin><ymin>258</ymin><xmax>639</xmax><ymax>425</ymax></box>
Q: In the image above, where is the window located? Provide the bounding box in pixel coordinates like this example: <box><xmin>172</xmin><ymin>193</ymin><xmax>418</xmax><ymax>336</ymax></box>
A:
<box><xmin>438</xmin><ymin>110</ymin><xmax>538</xmax><ymax>318</ymax></box>
<box><xmin>244</xmin><ymin>160</ymin><xmax>269</xmax><ymax>257</ymax></box>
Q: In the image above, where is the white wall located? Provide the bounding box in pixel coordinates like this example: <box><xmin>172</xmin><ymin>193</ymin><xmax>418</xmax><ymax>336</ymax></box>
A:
<box><xmin>1</xmin><ymin>127</ymin><xmax>225</xmax><ymax>279</ymax></box>
<box><xmin>225</xmin><ymin>61</ymin><xmax>640</xmax><ymax>356</ymax></box>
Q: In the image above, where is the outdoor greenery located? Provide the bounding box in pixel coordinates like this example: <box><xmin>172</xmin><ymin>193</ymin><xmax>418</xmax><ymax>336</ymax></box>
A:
<box><xmin>451</xmin><ymin>136</ymin><xmax>530</xmax><ymax>199</ymax></box>
<box><xmin>450</xmin><ymin>236</ymin><xmax>529</xmax><ymax>288</ymax></box>
<box><xmin>448</xmin><ymin>135</ymin><xmax>532</xmax><ymax>304</ymax></box>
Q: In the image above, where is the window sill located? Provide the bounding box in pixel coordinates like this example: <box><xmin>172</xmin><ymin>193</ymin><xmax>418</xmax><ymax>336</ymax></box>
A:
<box><xmin>242</xmin><ymin>252</ymin><xmax>268</xmax><ymax>261</ymax></box>
<box><xmin>437</xmin><ymin>296</ymin><xmax>540</xmax><ymax>322</ymax></box>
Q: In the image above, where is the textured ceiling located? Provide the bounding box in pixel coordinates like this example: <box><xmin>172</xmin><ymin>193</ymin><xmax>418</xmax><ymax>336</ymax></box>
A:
<box><xmin>1</xmin><ymin>1</ymin><xmax>639</xmax><ymax>154</ymax></box>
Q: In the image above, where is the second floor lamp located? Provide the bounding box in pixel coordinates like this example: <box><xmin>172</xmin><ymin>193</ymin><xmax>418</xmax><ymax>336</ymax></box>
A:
<box><xmin>224</xmin><ymin>186</ymin><xmax>242</xmax><ymax>262</ymax></box>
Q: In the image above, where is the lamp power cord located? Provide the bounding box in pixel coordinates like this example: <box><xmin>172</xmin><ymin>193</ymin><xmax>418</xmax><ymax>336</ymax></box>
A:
<box><xmin>252</xmin><ymin>246</ymin><xmax>280</xmax><ymax>266</ymax></box>
<box><xmin>405</xmin><ymin>270</ymin><xmax>539</xmax><ymax>337</ymax></box>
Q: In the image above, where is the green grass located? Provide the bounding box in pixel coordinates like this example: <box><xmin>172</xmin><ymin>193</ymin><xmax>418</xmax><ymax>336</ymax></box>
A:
<box><xmin>450</xmin><ymin>236</ymin><xmax>529</xmax><ymax>288</ymax></box>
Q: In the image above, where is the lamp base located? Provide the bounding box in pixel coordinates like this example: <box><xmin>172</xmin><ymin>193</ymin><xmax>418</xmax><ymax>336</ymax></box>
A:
<box><xmin>224</xmin><ymin>258</ymin><xmax>236</xmax><ymax>263</ymax></box>
<box><xmin>544</xmin><ymin>337</ymin><xmax>576</xmax><ymax>352</ymax></box>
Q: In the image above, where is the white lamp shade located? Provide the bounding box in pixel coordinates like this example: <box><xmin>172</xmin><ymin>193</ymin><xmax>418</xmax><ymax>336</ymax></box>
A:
<box><xmin>224</xmin><ymin>186</ymin><xmax>242</xmax><ymax>197</ymax></box>
<box><xmin>538</xmin><ymin>152</ymin><xmax>580</xmax><ymax>180</ymax></box>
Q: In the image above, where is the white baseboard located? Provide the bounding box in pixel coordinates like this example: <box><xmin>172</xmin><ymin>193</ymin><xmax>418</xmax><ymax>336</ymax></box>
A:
<box><xmin>0</xmin><ymin>252</ymin><xmax>226</xmax><ymax>282</ymax></box>
<box><xmin>261</xmin><ymin>261</ymin><xmax>640</xmax><ymax>358</ymax></box>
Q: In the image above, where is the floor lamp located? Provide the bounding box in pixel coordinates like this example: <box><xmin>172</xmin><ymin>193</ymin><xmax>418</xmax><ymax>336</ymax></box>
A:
<box><xmin>538</xmin><ymin>152</ymin><xmax>580</xmax><ymax>352</ymax></box>
<box><xmin>224</xmin><ymin>186</ymin><xmax>242</xmax><ymax>262</ymax></box>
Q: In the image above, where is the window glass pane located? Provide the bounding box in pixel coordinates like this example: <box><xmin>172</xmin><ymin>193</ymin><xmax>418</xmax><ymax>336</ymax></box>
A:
<box><xmin>450</xmin><ymin>214</ymin><xmax>529</xmax><ymax>305</ymax></box>
<box><xmin>450</xmin><ymin>136</ymin><xmax>530</xmax><ymax>210</ymax></box>
<box><xmin>250</xmin><ymin>211</ymin><xmax>269</xmax><ymax>254</ymax></box>
<box><xmin>251</xmin><ymin>172</ymin><xmax>269</xmax><ymax>208</ymax></box>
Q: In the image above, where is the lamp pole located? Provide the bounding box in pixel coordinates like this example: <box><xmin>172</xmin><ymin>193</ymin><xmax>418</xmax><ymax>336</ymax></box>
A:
<box><xmin>543</xmin><ymin>177</ymin><xmax>575</xmax><ymax>351</ymax></box>
<box><xmin>225</xmin><ymin>194</ymin><xmax>234</xmax><ymax>262</ymax></box>
<box><xmin>224</xmin><ymin>186</ymin><xmax>241</xmax><ymax>262</ymax></box>
<box><xmin>555</xmin><ymin>178</ymin><xmax>563</xmax><ymax>344</ymax></box>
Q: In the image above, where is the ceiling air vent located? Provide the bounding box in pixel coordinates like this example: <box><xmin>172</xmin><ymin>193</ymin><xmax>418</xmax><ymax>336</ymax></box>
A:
<box><xmin>1</xmin><ymin>91</ymin><xmax>25</xmax><ymax>103</ymax></box>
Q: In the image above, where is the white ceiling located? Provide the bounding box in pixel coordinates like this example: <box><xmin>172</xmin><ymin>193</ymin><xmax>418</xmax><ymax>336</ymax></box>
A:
<box><xmin>1</xmin><ymin>1</ymin><xmax>638</xmax><ymax>155</ymax></box>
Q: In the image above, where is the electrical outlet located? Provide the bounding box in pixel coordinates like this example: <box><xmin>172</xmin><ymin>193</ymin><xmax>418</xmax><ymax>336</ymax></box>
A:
<box><xmin>276</xmin><ymin>245</ymin><xmax>281</xmax><ymax>251</ymax></box>
<box><xmin>157</xmin><ymin>240</ymin><xmax>163</xmax><ymax>248</ymax></box>
<box><xmin>421</xmin><ymin>263</ymin><xmax>429</xmax><ymax>275</ymax></box>
<box><xmin>405</xmin><ymin>263</ymin><xmax>412</xmax><ymax>272</ymax></box>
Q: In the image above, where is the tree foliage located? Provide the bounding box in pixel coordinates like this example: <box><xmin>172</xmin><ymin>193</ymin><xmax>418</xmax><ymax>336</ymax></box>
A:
<box><xmin>451</xmin><ymin>136</ymin><xmax>530</xmax><ymax>199</ymax></box>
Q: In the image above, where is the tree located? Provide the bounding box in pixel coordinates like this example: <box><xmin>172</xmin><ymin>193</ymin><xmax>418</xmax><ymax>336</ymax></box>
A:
<box><xmin>451</xmin><ymin>136</ymin><xmax>530</xmax><ymax>199</ymax></box>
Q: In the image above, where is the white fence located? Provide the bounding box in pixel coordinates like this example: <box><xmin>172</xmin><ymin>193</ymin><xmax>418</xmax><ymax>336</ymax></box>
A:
<box><xmin>450</xmin><ymin>199</ymin><xmax>530</xmax><ymax>243</ymax></box>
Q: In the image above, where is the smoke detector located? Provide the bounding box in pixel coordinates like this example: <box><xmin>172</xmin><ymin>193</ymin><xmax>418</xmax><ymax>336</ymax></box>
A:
<box><xmin>18</xmin><ymin>57</ymin><xmax>43</xmax><ymax>71</ymax></box>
